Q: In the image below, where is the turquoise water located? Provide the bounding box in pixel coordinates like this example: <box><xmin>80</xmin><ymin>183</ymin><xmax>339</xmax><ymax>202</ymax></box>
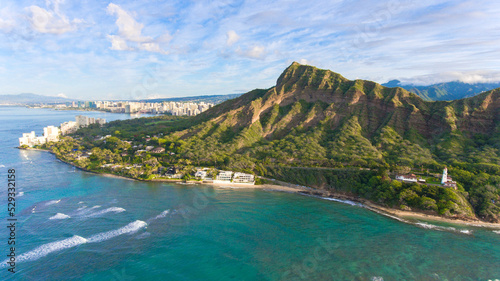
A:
<box><xmin>0</xmin><ymin>106</ymin><xmax>499</xmax><ymax>280</ymax></box>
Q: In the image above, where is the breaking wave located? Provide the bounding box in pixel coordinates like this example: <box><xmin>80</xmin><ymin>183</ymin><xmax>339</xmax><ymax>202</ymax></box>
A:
<box><xmin>83</xmin><ymin>207</ymin><xmax>125</xmax><ymax>218</ymax></box>
<box><xmin>147</xmin><ymin>209</ymin><xmax>170</xmax><ymax>223</ymax></box>
<box><xmin>87</xmin><ymin>220</ymin><xmax>147</xmax><ymax>243</ymax></box>
<box><xmin>415</xmin><ymin>222</ymin><xmax>473</xmax><ymax>235</ymax></box>
<box><xmin>320</xmin><ymin>197</ymin><xmax>364</xmax><ymax>207</ymax></box>
<box><xmin>0</xmin><ymin>220</ymin><xmax>148</xmax><ymax>266</ymax></box>
<box><xmin>493</xmin><ymin>230</ymin><xmax>500</xmax><ymax>235</ymax></box>
<box><xmin>75</xmin><ymin>205</ymin><xmax>100</xmax><ymax>215</ymax></box>
<box><xmin>44</xmin><ymin>200</ymin><xmax>61</xmax><ymax>206</ymax></box>
<box><xmin>5</xmin><ymin>235</ymin><xmax>88</xmax><ymax>265</ymax></box>
<box><xmin>49</xmin><ymin>213</ymin><xmax>70</xmax><ymax>220</ymax></box>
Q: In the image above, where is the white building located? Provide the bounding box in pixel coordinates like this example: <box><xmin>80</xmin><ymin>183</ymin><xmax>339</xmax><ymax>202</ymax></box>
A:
<box><xmin>44</xmin><ymin>126</ymin><xmax>60</xmax><ymax>142</ymax></box>
<box><xmin>216</xmin><ymin>171</ymin><xmax>233</xmax><ymax>182</ymax></box>
<box><xmin>76</xmin><ymin>115</ymin><xmax>89</xmax><ymax>127</ymax></box>
<box><xmin>395</xmin><ymin>174</ymin><xmax>418</xmax><ymax>183</ymax></box>
<box><xmin>19</xmin><ymin>131</ymin><xmax>36</xmax><ymax>147</ymax></box>
<box><xmin>233</xmin><ymin>172</ymin><xmax>255</xmax><ymax>183</ymax></box>
<box><xmin>60</xmin><ymin>121</ymin><xmax>78</xmax><ymax>135</ymax></box>
<box><xmin>195</xmin><ymin>170</ymin><xmax>207</xmax><ymax>179</ymax></box>
<box><xmin>75</xmin><ymin>115</ymin><xmax>106</xmax><ymax>128</ymax></box>
<box><xmin>18</xmin><ymin>129</ymin><xmax>54</xmax><ymax>147</ymax></box>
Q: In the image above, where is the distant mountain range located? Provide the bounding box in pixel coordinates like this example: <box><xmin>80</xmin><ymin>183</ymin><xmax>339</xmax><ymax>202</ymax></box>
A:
<box><xmin>0</xmin><ymin>93</ymin><xmax>242</xmax><ymax>105</ymax></box>
<box><xmin>0</xmin><ymin>93</ymin><xmax>75</xmax><ymax>105</ymax></box>
<box><xmin>382</xmin><ymin>80</ymin><xmax>500</xmax><ymax>101</ymax></box>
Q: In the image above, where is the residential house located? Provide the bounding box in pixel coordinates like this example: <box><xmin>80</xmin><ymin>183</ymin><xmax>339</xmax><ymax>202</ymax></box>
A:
<box><xmin>233</xmin><ymin>172</ymin><xmax>255</xmax><ymax>184</ymax></box>
<box><xmin>216</xmin><ymin>171</ymin><xmax>233</xmax><ymax>182</ymax></box>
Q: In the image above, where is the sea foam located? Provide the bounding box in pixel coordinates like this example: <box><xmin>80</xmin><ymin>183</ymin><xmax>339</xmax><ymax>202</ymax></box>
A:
<box><xmin>148</xmin><ymin>209</ymin><xmax>170</xmax><ymax>222</ymax></box>
<box><xmin>83</xmin><ymin>207</ymin><xmax>126</xmax><ymax>218</ymax></box>
<box><xmin>9</xmin><ymin>235</ymin><xmax>88</xmax><ymax>265</ymax></box>
<box><xmin>75</xmin><ymin>205</ymin><xmax>100</xmax><ymax>215</ymax></box>
<box><xmin>87</xmin><ymin>220</ymin><xmax>147</xmax><ymax>243</ymax></box>
<box><xmin>0</xmin><ymin>220</ymin><xmax>148</xmax><ymax>266</ymax></box>
<box><xmin>321</xmin><ymin>197</ymin><xmax>363</xmax><ymax>207</ymax></box>
<box><xmin>415</xmin><ymin>222</ymin><xmax>472</xmax><ymax>235</ymax></box>
<box><xmin>49</xmin><ymin>213</ymin><xmax>70</xmax><ymax>220</ymax></box>
<box><xmin>44</xmin><ymin>200</ymin><xmax>61</xmax><ymax>206</ymax></box>
<box><xmin>493</xmin><ymin>230</ymin><xmax>500</xmax><ymax>235</ymax></box>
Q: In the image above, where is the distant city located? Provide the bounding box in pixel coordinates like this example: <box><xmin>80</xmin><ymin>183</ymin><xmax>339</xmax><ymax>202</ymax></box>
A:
<box><xmin>48</xmin><ymin>100</ymin><xmax>215</xmax><ymax>116</ymax></box>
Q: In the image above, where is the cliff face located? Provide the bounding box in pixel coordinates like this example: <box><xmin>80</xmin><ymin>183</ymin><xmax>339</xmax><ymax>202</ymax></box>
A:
<box><xmin>184</xmin><ymin>62</ymin><xmax>499</xmax><ymax>147</ymax></box>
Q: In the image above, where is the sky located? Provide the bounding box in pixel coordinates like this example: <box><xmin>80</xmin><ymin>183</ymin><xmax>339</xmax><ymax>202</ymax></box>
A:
<box><xmin>1</xmin><ymin>0</ymin><xmax>500</xmax><ymax>100</ymax></box>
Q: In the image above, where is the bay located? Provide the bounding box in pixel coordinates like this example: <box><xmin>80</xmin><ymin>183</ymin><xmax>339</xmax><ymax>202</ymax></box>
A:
<box><xmin>0</xmin><ymin>106</ymin><xmax>499</xmax><ymax>280</ymax></box>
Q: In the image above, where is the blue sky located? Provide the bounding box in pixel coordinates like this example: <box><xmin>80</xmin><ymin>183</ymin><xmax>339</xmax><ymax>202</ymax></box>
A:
<box><xmin>1</xmin><ymin>0</ymin><xmax>500</xmax><ymax>100</ymax></box>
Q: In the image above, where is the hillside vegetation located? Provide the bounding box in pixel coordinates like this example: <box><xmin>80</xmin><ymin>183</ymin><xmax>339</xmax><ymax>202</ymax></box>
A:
<box><xmin>54</xmin><ymin>62</ymin><xmax>500</xmax><ymax>222</ymax></box>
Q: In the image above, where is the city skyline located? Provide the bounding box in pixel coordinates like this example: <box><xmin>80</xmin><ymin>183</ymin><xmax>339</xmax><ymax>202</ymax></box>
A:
<box><xmin>1</xmin><ymin>1</ymin><xmax>500</xmax><ymax>100</ymax></box>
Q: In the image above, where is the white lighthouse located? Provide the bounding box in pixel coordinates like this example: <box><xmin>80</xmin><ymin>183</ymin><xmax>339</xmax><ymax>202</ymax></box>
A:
<box><xmin>441</xmin><ymin>167</ymin><xmax>448</xmax><ymax>184</ymax></box>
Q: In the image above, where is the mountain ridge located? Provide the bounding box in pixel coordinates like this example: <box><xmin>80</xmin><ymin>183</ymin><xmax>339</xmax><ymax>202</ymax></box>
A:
<box><xmin>188</xmin><ymin>62</ymin><xmax>499</xmax><ymax>143</ymax></box>
<box><xmin>382</xmin><ymin>79</ymin><xmax>500</xmax><ymax>101</ymax></box>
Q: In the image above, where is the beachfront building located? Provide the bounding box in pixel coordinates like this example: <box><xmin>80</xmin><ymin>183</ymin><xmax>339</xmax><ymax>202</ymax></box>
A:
<box><xmin>19</xmin><ymin>125</ymin><xmax>60</xmax><ymax>147</ymax></box>
<box><xmin>395</xmin><ymin>174</ymin><xmax>418</xmax><ymax>183</ymax></box>
<box><xmin>195</xmin><ymin>169</ymin><xmax>208</xmax><ymax>179</ymax></box>
<box><xmin>233</xmin><ymin>172</ymin><xmax>255</xmax><ymax>183</ymax></box>
<box><xmin>19</xmin><ymin>131</ymin><xmax>38</xmax><ymax>147</ymax></box>
<box><xmin>44</xmin><ymin>126</ymin><xmax>60</xmax><ymax>142</ymax></box>
<box><xmin>216</xmin><ymin>171</ymin><xmax>233</xmax><ymax>182</ymax></box>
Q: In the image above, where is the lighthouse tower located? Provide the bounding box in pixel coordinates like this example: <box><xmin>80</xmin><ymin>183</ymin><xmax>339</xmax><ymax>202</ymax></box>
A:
<box><xmin>441</xmin><ymin>167</ymin><xmax>448</xmax><ymax>184</ymax></box>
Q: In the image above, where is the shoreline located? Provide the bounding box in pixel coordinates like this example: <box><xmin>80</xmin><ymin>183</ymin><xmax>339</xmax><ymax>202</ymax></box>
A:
<box><xmin>18</xmin><ymin>147</ymin><xmax>500</xmax><ymax>229</ymax></box>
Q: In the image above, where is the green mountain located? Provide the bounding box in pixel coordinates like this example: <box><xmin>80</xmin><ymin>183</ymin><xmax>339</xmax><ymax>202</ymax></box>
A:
<box><xmin>62</xmin><ymin>62</ymin><xmax>500</xmax><ymax>222</ymax></box>
<box><xmin>180</xmin><ymin>62</ymin><xmax>499</xmax><ymax>166</ymax></box>
<box><xmin>383</xmin><ymin>79</ymin><xmax>500</xmax><ymax>101</ymax></box>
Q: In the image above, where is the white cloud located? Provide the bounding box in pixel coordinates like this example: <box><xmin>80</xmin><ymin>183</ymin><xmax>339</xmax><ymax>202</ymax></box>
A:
<box><xmin>299</xmin><ymin>59</ymin><xmax>309</xmax><ymax>65</ymax></box>
<box><xmin>139</xmin><ymin>42</ymin><xmax>163</xmax><ymax>53</ymax></box>
<box><xmin>0</xmin><ymin>7</ymin><xmax>15</xmax><ymax>32</ymax></box>
<box><xmin>226</xmin><ymin>30</ymin><xmax>240</xmax><ymax>46</ymax></box>
<box><xmin>26</xmin><ymin>0</ymin><xmax>81</xmax><ymax>34</ymax></box>
<box><xmin>106</xmin><ymin>3</ymin><xmax>168</xmax><ymax>54</ymax></box>
<box><xmin>107</xmin><ymin>35</ymin><xmax>133</xmax><ymax>51</ymax></box>
<box><xmin>398</xmin><ymin>71</ymin><xmax>500</xmax><ymax>86</ymax></box>
<box><xmin>237</xmin><ymin>45</ymin><xmax>266</xmax><ymax>59</ymax></box>
<box><xmin>106</xmin><ymin>3</ymin><xmax>149</xmax><ymax>43</ymax></box>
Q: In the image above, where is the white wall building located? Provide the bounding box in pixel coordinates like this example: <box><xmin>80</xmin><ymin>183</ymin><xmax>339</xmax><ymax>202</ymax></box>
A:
<box><xmin>395</xmin><ymin>174</ymin><xmax>418</xmax><ymax>183</ymax></box>
<box><xmin>60</xmin><ymin>121</ymin><xmax>78</xmax><ymax>135</ymax></box>
<box><xmin>19</xmin><ymin>131</ymin><xmax>36</xmax><ymax>147</ymax></box>
<box><xmin>216</xmin><ymin>171</ymin><xmax>233</xmax><ymax>182</ymax></box>
<box><xmin>75</xmin><ymin>115</ymin><xmax>106</xmax><ymax>128</ymax></box>
<box><xmin>233</xmin><ymin>172</ymin><xmax>255</xmax><ymax>183</ymax></box>
<box><xmin>44</xmin><ymin>126</ymin><xmax>60</xmax><ymax>142</ymax></box>
<box><xmin>195</xmin><ymin>170</ymin><xmax>207</xmax><ymax>179</ymax></box>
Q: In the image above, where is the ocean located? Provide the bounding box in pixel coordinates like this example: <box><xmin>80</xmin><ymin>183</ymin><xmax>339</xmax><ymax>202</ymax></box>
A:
<box><xmin>0</xmin><ymin>106</ymin><xmax>499</xmax><ymax>280</ymax></box>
